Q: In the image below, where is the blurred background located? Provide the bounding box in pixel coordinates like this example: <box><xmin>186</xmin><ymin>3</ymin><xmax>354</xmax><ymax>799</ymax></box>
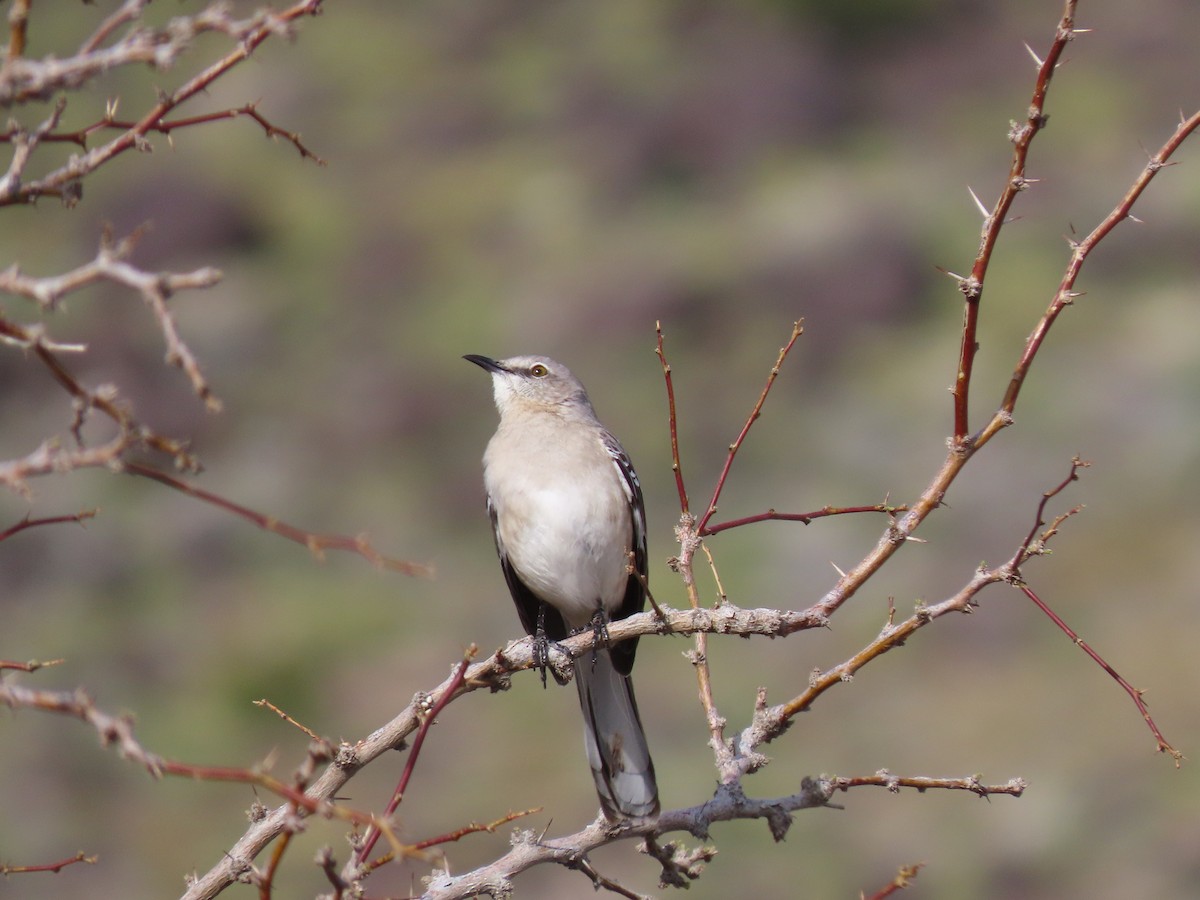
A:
<box><xmin>3</xmin><ymin>0</ymin><xmax>1200</xmax><ymax>897</ymax></box>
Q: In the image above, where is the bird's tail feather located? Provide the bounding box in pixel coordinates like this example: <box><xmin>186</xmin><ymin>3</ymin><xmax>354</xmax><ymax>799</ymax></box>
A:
<box><xmin>575</xmin><ymin>650</ymin><xmax>660</xmax><ymax>822</ymax></box>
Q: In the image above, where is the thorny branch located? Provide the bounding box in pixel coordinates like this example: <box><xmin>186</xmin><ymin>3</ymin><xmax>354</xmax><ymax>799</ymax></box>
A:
<box><xmin>0</xmin><ymin>103</ymin><xmax>326</xmax><ymax>165</ymax></box>
<box><xmin>124</xmin><ymin>463</ymin><xmax>433</xmax><ymax>577</ymax></box>
<box><xmin>349</xmin><ymin>656</ymin><xmax>474</xmax><ymax>875</ymax></box>
<box><xmin>1</xmin><ymin>225</ymin><xmax>223</xmax><ymax>408</ymax></box>
<box><xmin>0</xmin><ymin>0</ymin><xmax>325</xmax><ymax>207</ymax></box>
<box><xmin>0</xmin><ymin>510</ymin><xmax>96</xmax><ymax>543</ymax></box>
<box><xmin>803</xmin><ymin>100</ymin><xmax>1200</xmax><ymax>643</ymax></box>
<box><xmin>950</xmin><ymin>0</ymin><xmax>1081</xmax><ymax>439</ymax></box>
<box><xmin>5</xmin><ymin>0</ymin><xmax>1196</xmax><ymax>895</ymax></box>
<box><xmin>0</xmin><ymin>851</ymin><xmax>98</xmax><ymax>876</ymax></box>
<box><xmin>696</xmin><ymin>320</ymin><xmax>804</xmax><ymax>536</ymax></box>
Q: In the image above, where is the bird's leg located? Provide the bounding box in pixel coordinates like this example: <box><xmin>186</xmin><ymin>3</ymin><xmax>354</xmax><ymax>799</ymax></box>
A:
<box><xmin>534</xmin><ymin>603</ymin><xmax>551</xmax><ymax>687</ymax></box>
<box><xmin>585</xmin><ymin>607</ymin><xmax>610</xmax><ymax>670</ymax></box>
<box><xmin>534</xmin><ymin>603</ymin><xmax>572</xmax><ymax>687</ymax></box>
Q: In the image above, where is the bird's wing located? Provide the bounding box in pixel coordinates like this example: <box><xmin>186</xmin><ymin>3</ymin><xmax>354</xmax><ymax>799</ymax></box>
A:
<box><xmin>601</xmin><ymin>431</ymin><xmax>648</xmax><ymax>675</ymax></box>
<box><xmin>488</xmin><ymin>494</ymin><xmax>569</xmax><ymax>642</ymax></box>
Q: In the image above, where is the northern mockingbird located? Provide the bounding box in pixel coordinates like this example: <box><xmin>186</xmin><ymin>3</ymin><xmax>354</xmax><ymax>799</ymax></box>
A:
<box><xmin>465</xmin><ymin>353</ymin><xmax>660</xmax><ymax>823</ymax></box>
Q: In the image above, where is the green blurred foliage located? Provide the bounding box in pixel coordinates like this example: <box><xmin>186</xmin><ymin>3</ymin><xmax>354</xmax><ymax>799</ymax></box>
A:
<box><xmin>3</xmin><ymin>1</ymin><xmax>1200</xmax><ymax>897</ymax></box>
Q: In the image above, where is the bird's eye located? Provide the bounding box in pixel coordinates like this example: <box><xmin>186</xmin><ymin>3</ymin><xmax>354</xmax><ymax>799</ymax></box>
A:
<box><xmin>530</xmin><ymin>364</ymin><xmax>549</xmax><ymax>377</ymax></box>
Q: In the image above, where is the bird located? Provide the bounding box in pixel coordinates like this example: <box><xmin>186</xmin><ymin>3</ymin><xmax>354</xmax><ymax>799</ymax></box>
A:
<box><xmin>464</xmin><ymin>353</ymin><xmax>660</xmax><ymax>823</ymax></box>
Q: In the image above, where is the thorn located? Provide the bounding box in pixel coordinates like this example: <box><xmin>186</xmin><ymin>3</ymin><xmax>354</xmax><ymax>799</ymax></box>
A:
<box><xmin>1127</xmin><ymin>213</ymin><xmax>1144</xmax><ymax>224</ymax></box>
<box><xmin>830</xmin><ymin>561</ymin><xmax>847</xmax><ymax>578</ymax></box>
<box><xmin>967</xmin><ymin>185</ymin><xmax>989</xmax><ymax>218</ymax></box>
<box><xmin>935</xmin><ymin>265</ymin><xmax>967</xmax><ymax>284</ymax></box>
<box><xmin>1023</xmin><ymin>42</ymin><xmax>1044</xmax><ymax>68</ymax></box>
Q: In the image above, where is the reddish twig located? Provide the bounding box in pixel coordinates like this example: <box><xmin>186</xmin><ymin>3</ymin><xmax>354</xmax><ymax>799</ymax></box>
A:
<box><xmin>0</xmin><ymin>510</ymin><xmax>97</xmax><ymax>543</ymax></box>
<box><xmin>995</xmin><ymin>106</ymin><xmax>1200</xmax><ymax>424</ymax></box>
<box><xmin>783</xmin><ymin>462</ymin><xmax>1086</xmax><ymax>722</ymax></box>
<box><xmin>124</xmin><ymin>462</ymin><xmax>433</xmax><ymax>577</ymax></box>
<box><xmin>0</xmin><ymin>851</ymin><xmax>98</xmax><ymax>876</ymax></box>
<box><xmin>703</xmin><ymin>501</ymin><xmax>906</xmax><ymax>537</ymax></box>
<box><xmin>0</xmin><ymin>104</ymin><xmax>326</xmax><ymax>165</ymax></box>
<box><xmin>862</xmin><ymin>862</ymin><xmax>925</xmax><ymax>900</ymax></box>
<box><xmin>696</xmin><ymin>320</ymin><xmax>803</xmax><ymax>535</ymax></box>
<box><xmin>810</xmin><ymin>100</ymin><xmax>1200</xmax><ymax>627</ymax></box>
<box><xmin>1019</xmin><ymin>583</ymin><xmax>1182</xmax><ymax>765</ymax></box>
<box><xmin>258</xmin><ymin>830</ymin><xmax>293</xmax><ymax>900</ymax></box>
<box><xmin>951</xmin><ymin>0</ymin><xmax>1080</xmax><ymax>440</ymax></box>
<box><xmin>352</xmin><ymin>652</ymin><xmax>475</xmax><ymax>871</ymax></box>
<box><xmin>409</xmin><ymin>809</ymin><xmax>542</xmax><ymax>853</ymax></box>
<box><xmin>0</xmin><ymin>679</ymin><xmax>413</xmax><ymax>857</ymax></box>
<box><xmin>0</xmin><ymin>658</ymin><xmax>65</xmax><ymax>672</ymax></box>
<box><xmin>655</xmin><ymin>321</ymin><xmax>689</xmax><ymax>514</ymax></box>
<box><xmin>1013</xmin><ymin>456</ymin><xmax>1089</xmax><ymax>563</ymax></box>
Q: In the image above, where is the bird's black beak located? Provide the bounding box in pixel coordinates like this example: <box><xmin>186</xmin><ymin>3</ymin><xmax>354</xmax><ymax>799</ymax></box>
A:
<box><xmin>464</xmin><ymin>354</ymin><xmax>506</xmax><ymax>374</ymax></box>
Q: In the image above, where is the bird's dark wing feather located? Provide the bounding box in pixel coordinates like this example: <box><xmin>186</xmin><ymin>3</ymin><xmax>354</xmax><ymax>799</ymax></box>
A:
<box><xmin>487</xmin><ymin>495</ymin><xmax>569</xmax><ymax>643</ymax></box>
<box><xmin>601</xmin><ymin>431</ymin><xmax>648</xmax><ymax>675</ymax></box>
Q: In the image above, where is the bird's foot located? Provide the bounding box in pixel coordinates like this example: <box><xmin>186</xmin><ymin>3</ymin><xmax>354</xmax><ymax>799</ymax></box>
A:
<box><xmin>581</xmin><ymin>608</ymin><xmax>611</xmax><ymax>670</ymax></box>
<box><xmin>535</xmin><ymin>605</ymin><xmax>572</xmax><ymax>687</ymax></box>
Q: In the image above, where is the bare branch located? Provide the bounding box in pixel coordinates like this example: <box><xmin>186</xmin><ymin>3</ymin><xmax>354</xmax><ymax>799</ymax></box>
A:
<box><xmin>0</xmin><ymin>0</ymin><xmax>325</xmax><ymax>208</ymax></box>
<box><xmin>0</xmin><ymin>226</ymin><xmax>223</xmax><ymax>409</ymax></box>
<box><xmin>0</xmin><ymin>851</ymin><xmax>99</xmax><ymax>877</ymax></box>
<box><xmin>124</xmin><ymin>463</ymin><xmax>434</xmax><ymax>577</ymax></box>
<box><xmin>654</xmin><ymin>321</ymin><xmax>690</xmax><ymax>514</ymax></box>
<box><xmin>696</xmin><ymin>320</ymin><xmax>804</xmax><ymax>535</ymax></box>
<box><xmin>1019</xmin><ymin>583</ymin><xmax>1182</xmax><ymax>764</ymax></box>
<box><xmin>0</xmin><ymin>510</ymin><xmax>96</xmax><ymax>543</ymax></box>
<box><xmin>862</xmin><ymin>861</ymin><xmax>925</xmax><ymax>900</ymax></box>
<box><xmin>953</xmin><ymin>0</ymin><xmax>1080</xmax><ymax>439</ymax></box>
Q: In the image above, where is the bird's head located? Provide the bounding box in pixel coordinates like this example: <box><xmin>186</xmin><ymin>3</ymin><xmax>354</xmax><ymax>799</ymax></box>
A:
<box><xmin>464</xmin><ymin>354</ymin><xmax>594</xmax><ymax>419</ymax></box>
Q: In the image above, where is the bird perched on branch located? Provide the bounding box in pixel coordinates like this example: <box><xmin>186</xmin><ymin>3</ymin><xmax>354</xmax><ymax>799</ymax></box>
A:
<box><xmin>465</xmin><ymin>353</ymin><xmax>660</xmax><ymax>823</ymax></box>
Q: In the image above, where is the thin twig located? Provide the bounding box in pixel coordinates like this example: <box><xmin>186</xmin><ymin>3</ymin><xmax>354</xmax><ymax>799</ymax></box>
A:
<box><xmin>351</xmin><ymin>653</ymin><xmax>474</xmax><ymax>874</ymax></box>
<box><xmin>703</xmin><ymin>501</ymin><xmax>906</xmax><ymax>536</ymax></box>
<box><xmin>809</xmin><ymin>101</ymin><xmax>1200</xmax><ymax>626</ymax></box>
<box><xmin>253</xmin><ymin>698</ymin><xmax>322</xmax><ymax>741</ymax></box>
<box><xmin>0</xmin><ymin>104</ymin><xmax>326</xmax><ymax>165</ymax></box>
<box><xmin>1019</xmin><ymin>583</ymin><xmax>1181</xmax><ymax>764</ymax></box>
<box><xmin>783</xmin><ymin>461</ymin><xmax>1085</xmax><ymax>721</ymax></box>
<box><xmin>951</xmin><ymin>0</ymin><xmax>1080</xmax><ymax>439</ymax></box>
<box><xmin>123</xmin><ymin>463</ymin><xmax>433</xmax><ymax>577</ymax></box>
<box><xmin>0</xmin><ymin>851</ymin><xmax>98</xmax><ymax>876</ymax></box>
<box><xmin>995</xmin><ymin>106</ymin><xmax>1200</xmax><ymax>423</ymax></box>
<box><xmin>696</xmin><ymin>320</ymin><xmax>804</xmax><ymax>536</ymax></box>
<box><xmin>0</xmin><ymin>658</ymin><xmax>66</xmax><ymax>672</ymax></box>
<box><xmin>655</xmin><ymin>321</ymin><xmax>689</xmax><ymax>513</ymax></box>
<box><xmin>861</xmin><ymin>861</ymin><xmax>925</xmax><ymax>900</ymax></box>
<box><xmin>0</xmin><ymin>510</ymin><xmax>97</xmax><ymax>543</ymax></box>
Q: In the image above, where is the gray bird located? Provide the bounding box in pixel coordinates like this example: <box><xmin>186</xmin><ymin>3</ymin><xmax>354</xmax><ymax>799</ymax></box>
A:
<box><xmin>465</xmin><ymin>354</ymin><xmax>660</xmax><ymax>823</ymax></box>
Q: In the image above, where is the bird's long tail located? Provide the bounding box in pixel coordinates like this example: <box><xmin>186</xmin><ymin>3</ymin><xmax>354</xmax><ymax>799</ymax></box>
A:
<box><xmin>575</xmin><ymin>650</ymin><xmax>660</xmax><ymax>822</ymax></box>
